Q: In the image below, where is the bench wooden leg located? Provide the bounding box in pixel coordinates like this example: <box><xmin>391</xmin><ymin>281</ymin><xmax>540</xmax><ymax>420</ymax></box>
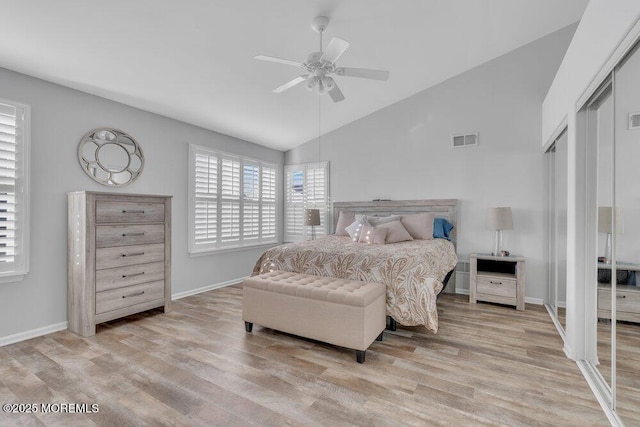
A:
<box><xmin>356</xmin><ymin>350</ymin><xmax>366</xmax><ymax>363</ymax></box>
<box><xmin>244</xmin><ymin>321</ymin><xmax>253</xmax><ymax>332</ymax></box>
<box><xmin>387</xmin><ymin>316</ymin><xmax>397</xmax><ymax>331</ymax></box>
<box><xmin>376</xmin><ymin>332</ymin><xmax>383</xmax><ymax>341</ymax></box>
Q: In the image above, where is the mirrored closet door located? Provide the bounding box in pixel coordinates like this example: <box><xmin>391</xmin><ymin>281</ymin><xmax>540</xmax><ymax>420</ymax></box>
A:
<box><xmin>582</xmin><ymin>40</ymin><xmax>640</xmax><ymax>425</ymax></box>
<box><xmin>613</xmin><ymin>40</ymin><xmax>640</xmax><ymax>426</ymax></box>
<box><xmin>546</xmin><ymin>129</ymin><xmax>568</xmax><ymax>333</ymax></box>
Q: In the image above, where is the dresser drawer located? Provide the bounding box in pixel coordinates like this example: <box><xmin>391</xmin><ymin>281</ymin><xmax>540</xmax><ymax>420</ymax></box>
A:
<box><xmin>95</xmin><ymin>280</ymin><xmax>165</xmax><ymax>315</ymax></box>
<box><xmin>598</xmin><ymin>288</ymin><xmax>640</xmax><ymax>313</ymax></box>
<box><xmin>96</xmin><ymin>261</ymin><xmax>165</xmax><ymax>292</ymax></box>
<box><xmin>96</xmin><ymin>201</ymin><xmax>165</xmax><ymax>223</ymax></box>
<box><xmin>96</xmin><ymin>243</ymin><xmax>164</xmax><ymax>270</ymax></box>
<box><xmin>476</xmin><ymin>274</ymin><xmax>517</xmax><ymax>298</ymax></box>
<box><xmin>96</xmin><ymin>224</ymin><xmax>164</xmax><ymax>248</ymax></box>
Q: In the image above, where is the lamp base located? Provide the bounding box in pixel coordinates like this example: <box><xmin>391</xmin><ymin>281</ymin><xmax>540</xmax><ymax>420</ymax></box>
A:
<box><xmin>603</xmin><ymin>232</ymin><xmax>612</xmax><ymax>264</ymax></box>
<box><xmin>492</xmin><ymin>230</ymin><xmax>504</xmax><ymax>256</ymax></box>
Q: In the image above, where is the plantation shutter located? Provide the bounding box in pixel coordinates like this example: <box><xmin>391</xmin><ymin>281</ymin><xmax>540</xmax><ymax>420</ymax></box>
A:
<box><xmin>193</xmin><ymin>150</ymin><xmax>218</xmax><ymax>249</ymax></box>
<box><xmin>0</xmin><ymin>100</ymin><xmax>29</xmax><ymax>277</ymax></box>
<box><xmin>284</xmin><ymin>162</ymin><xmax>329</xmax><ymax>242</ymax></box>
<box><xmin>242</xmin><ymin>162</ymin><xmax>260</xmax><ymax>242</ymax></box>
<box><xmin>220</xmin><ymin>156</ymin><xmax>241</xmax><ymax>245</ymax></box>
<box><xmin>261</xmin><ymin>165</ymin><xmax>277</xmax><ymax>240</ymax></box>
<box><xmin>189</xmin><ymin>144</ymin><xmax>278</xmax><ymax>253</ymax></box>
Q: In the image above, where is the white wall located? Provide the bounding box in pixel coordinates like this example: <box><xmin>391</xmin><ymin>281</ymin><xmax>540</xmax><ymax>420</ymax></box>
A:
<box><xmin>0</xmin><ymin>67</ymin><xmax>284</xmax><ymax>341</ymax></box>
<box><xmin>286</xmin><ymin>25</ymin><xmax>576</xmax><ymax>301</ymax></box>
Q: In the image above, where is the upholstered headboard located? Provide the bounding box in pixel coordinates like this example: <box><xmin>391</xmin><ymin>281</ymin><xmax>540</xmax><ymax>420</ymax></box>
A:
<box><xmin>332</xmin><ymin>199</ymin><xmax>459</xmax><ymax>246</ymax></box>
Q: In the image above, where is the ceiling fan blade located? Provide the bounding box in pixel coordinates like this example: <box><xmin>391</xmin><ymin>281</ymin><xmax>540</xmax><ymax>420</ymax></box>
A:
<box><xmin>273</xmin><ymin>75</ymin><xmax>308</xmax><ymax>93</ymax></box>
<box><xmin>254</xmin><ymin>55</ymin><xmax>305</xmax><ymax>68</ymax></box>
<box><xmin>328</xmin><ymin>83</ymin><xmax>345</xmax><ymax>103</ymax></box>
<box><xmin>335</xmin><ymin>67</ymin><xmax>390</xmax><ymax>81</ymax></box>
<box><xmin>320</xmin><ymin>37</ymin><xmax>350</xmax><ymax>64</ymax></box>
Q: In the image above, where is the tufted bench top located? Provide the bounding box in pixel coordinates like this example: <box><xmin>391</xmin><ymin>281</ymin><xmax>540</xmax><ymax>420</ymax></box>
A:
<box><xmin>243</xmin><ymin>270</ymin><xmax>386</xmax><ymax>308</ymax></box>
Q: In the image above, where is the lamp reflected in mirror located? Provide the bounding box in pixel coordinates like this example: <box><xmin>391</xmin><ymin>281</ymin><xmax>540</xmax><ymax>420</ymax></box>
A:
<box><xmin>598</xmin><ymin>206</ymin><xmax>623</xmax><ymax>264</ymax></box>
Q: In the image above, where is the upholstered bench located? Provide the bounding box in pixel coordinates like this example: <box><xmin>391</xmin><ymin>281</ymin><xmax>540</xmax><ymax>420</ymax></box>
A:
<box><xmin>242</xmin><ymin>270</ymin><xmax>386</xmax><ymax>363</ymax></box>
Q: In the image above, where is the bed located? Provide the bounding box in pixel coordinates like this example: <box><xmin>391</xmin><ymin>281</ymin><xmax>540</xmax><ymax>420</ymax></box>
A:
<box><xmin>252</xmin><ymin>199</ymin><xmax>459</xmax><ymax>332</ymax></box>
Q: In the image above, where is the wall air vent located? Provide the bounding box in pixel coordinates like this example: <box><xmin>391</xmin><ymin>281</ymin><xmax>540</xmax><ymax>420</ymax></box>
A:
<box><xmin>629</xmin><ymin>112</ymin><xmax>640</xmax><ymax>130</ymax></box>
<box><xmin>452</xmin><ymin>132</ymin><xmax>479</xmax><ymax>148</ymax></box>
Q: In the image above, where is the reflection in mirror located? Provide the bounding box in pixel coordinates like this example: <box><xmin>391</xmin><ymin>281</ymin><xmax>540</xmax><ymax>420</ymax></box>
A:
<box><xmin>77</xmin><ymin>128</ymin><xmax>144</xmax><ymax>187</ymax></box>
<box><xmin>547</xmin><ymin>130</ymin><xmax>568</xmax><ymax>331</ymax></box>
<box><xmin>595</xmin><ymin>89</ymin><xmax>614</xmax><ymax>388</ymax></box>
<box><xmin>614</xmin><ymin>40</ymin><xmax>640</xmax><ymax>426</ymax></box>
<box><xmin>97</xmin><ymin>143</ymin><xmax>130</xmax><ymax>173</ymax></box>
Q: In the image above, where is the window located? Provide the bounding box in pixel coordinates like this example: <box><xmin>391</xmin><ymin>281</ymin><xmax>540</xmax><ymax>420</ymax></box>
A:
<box><xmin>0</xmin><ymin>99</ymin><xmax>30</xmax><ymax>282</ymax></box>
<box><xmin>189</xmin><ymin>144</ymin><xmax>277</xmax><ymax>253</ymax></box>
<box><xmin>284</xmin><ymin>162</ymin><xmax>329</xmax><ymax>242</ymax></box>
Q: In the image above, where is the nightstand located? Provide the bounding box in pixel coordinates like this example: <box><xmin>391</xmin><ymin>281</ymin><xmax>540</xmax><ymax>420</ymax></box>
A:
<box><xmin>469</xmin><ymin>253</ymin><xmax>526</xmax><ymax>310</ymax></box>
<box><xmin>597</xmin><ymin>261</ymin><xmax>640</xmax><ymax>322</ymax></box>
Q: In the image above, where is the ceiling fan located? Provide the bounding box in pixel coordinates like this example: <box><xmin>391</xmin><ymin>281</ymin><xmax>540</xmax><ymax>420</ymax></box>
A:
<box><xmin>254</xmin><ymin>16</ymin><xmax>390</xmax><ymax>102</ymax></box>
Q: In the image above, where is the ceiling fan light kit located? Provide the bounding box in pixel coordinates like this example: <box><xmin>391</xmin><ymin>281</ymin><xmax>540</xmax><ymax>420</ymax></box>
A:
<box><xmin>255</xmin><ymin>16</ymin><xmax>389</xmax><ymax>102</ymax></box>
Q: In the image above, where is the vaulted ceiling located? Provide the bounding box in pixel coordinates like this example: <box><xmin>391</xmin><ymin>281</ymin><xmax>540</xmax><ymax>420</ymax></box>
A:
<box><xmin>1</xmin><ymin>0</ymin><xmax>589</xmax><ymax>151</ymax></box>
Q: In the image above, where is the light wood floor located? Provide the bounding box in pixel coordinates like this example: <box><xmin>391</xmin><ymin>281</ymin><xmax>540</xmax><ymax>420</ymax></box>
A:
<box><xmin>598</xmin><ymin>319</ymin><xmax>640</xmax><ymax>426</ymax></box>
<box><xmin>0</xmin><ymin>287</ymin><xmax>610</xmax><ymax>426</ymax></box>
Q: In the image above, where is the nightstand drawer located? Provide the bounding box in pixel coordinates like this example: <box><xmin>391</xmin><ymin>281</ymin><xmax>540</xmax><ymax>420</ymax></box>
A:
<box><xmin>476</xmin><ymin>274</ymin><xmax>517</xmax><ymax>298</ymax></box>
<box><xmin>598</xmin><ymin>288</ymin><xmax>640</xmax><ymax>312</ymax></box>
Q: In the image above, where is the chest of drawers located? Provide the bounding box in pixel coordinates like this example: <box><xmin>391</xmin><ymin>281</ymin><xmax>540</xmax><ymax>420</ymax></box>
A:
<box><xmin>68</xmin><ymin>192</ymin><xmax>172</xmax><ymax>337</ymax></box>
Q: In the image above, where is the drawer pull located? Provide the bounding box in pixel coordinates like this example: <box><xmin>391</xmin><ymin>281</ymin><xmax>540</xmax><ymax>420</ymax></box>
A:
<box><xmin>121</xmin><ymin>252</ymin><xmax>145</xmax><ymax>257</ymax></box>
<box><xmin>489</xmin><ymin>281</ymin><xmax>503</xmax><ymax>285</ymax></box>
<box><xmin>122</xmin><ymin>232</ymin><xmax>145</xmax><ymax>237</ymax></box>
<box><xmin>122</xmin><ymin>272</ymin><xmax>145</xmax><ymax>278</ymax></box>
<box><xmin>122</xmin><ymin>209</ymin><xmax>145</xmax><ymax>214</ymax></box>
<box><xmin>122</xmin><ymin>290</ymin><xmax>145</xmax><ymax>299</ymax></box>
<box><xmin>617</xmin><ymin>295</ymin><xmax>627</xmax><ymax>299</ymax></box>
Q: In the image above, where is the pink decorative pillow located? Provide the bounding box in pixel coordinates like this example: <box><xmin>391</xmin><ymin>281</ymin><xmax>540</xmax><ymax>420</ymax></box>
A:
<box><xmin>377</xmin><ymin>220</ymin><xmax>413</xmax><ymax>243</ymax></box>
<box><xmin>335</xmin><ymin>211</ymin><xmax>356</xmax><ymax>236</ymax></box>
<box><xmin>401</xmin><ymin>212</ymin><xmax>435</xmax><ymax>240</ymax></box>
<box><xmin>358</xmin><ymin>224</ymin><xmax>387</xmax><ymax>245</ymax></box>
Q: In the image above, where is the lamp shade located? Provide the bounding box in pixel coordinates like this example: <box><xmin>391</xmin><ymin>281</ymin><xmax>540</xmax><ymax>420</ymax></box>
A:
<box><xmin>486</xmin><ymin>207</ymin><xmax>513</xmax><ymax>231</ymax></box>
<box><xmin>304</xmin><ymin>208</ymin><xmax>321</xmax><ymax>226</ymax></box>
<box><xmin>598</xmin><ymin>207</ymin><xmax>624</xmax><ymax>234</ymax></box>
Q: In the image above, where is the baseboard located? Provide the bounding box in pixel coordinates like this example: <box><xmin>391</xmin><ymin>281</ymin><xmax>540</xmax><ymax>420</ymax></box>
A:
<box><xmin>172</xmin><ymin>276</ymin><xmax>247</xmax><ymax>300</ymax></box>
<box><xmin>0</xmin><ymin>321</ymin><xmax>68</xmax><ymax>347</ymax></box>
<box><xmin>454</xmin><ymin>288</ymin><xmax>543</xmax><ymax>305</ymax></box>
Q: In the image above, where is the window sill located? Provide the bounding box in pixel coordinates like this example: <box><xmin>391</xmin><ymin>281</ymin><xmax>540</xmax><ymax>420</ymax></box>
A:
<box><xmin>189</xmin><ymin>242</ymin><xmax>280</xmax><ymax>257</ymax></box>
<box><xmin>0</xmin><ymin>273</ymin><xmax>26</xmax><ymax>284</ymax></box>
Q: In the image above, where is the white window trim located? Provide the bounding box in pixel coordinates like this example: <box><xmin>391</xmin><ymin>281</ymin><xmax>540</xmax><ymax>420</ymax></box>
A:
<box><xmin>188</xmin><ymin>144</ymin><xmax>278</xmax><ymax>255</ymax></box>
<box><xmin>284</xmin><ymin>161</ymin><xmax>329</xmax><ymax>243</ymax></box>
<box><xmin>0</xmin><ymin>98</ymin><xmax>30</xmax><ymax>283</ymax></box>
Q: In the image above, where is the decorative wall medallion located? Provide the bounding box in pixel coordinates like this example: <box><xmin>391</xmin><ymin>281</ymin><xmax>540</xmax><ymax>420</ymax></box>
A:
<box><xmin>78</xmin><ymin>128</ymin><xmax>144</xmax><ymax>187</ymax></box>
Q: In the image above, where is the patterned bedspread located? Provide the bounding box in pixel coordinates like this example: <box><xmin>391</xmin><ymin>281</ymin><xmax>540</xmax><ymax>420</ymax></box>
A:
<box><xmin>252</xmin><ymin>236</ymin><xmax>458</xmax><ymax>332</ymax></box>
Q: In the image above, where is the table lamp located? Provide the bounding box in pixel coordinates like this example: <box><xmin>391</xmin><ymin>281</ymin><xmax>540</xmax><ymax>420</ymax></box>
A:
<box><xmin>487</xmin><ymin>207</ymin><xmax>513</xmax><ymax>256</ymax></box>
<box><xmin>598</xmin><ymin>206</ymin><xmax>623</xmax><ymax>264</ymax></box>
<box><xmin>304</xmin><ymin>208</ymin><xmax>321</xmax><ymax>240</ymax></box>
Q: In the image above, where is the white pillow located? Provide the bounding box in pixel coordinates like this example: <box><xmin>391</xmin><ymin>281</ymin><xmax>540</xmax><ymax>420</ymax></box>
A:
<box><xmin>345</xmin><ymin>217</ymin><xmax>370</xmax><ymax>241</ymax></box>
<box><xmin>356</xmin><ymin>214</ymin><xmax>401</xmax><ymax>227</ymax></box>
